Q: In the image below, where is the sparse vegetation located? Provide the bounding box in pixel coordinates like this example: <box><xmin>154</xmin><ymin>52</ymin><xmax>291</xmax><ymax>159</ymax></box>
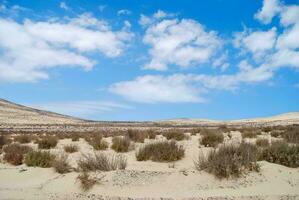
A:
<box><xmin>126</xmin><ymin>129</ymin><xmax>147</xmax><ymax>143</ymax></box>
<box><xmin>200</xmin><ymin>129</ymin><xmax>224</xmax><ymax>147</ymax></box>
<box><xmin>147</xmin><ymin>129</ymin><xmax>158</xmax><ymax>139</ymax></box>
<box><xmin>64</xmin><ymin>144</ymin><xmax>79</xmax><ymax>153</ymax></box>
<box><xmin>25</xmin><ymin>151</ymin><xmax>54</xmax><ymax>168</ymax></box>
<box><xmin>270</xmin><ymin>130</ymin><xmax>281</xmax><ymax>138</ymax></box>
<box><xmin>14</xmin><ymin>135</ymin><xmax>32</xmax><ymax>144</ymax></box>
<box><xmin>77</xmin><ymin>172</ymin><xmax>100</xmax><ymax>191</ymax></box>
<box><xmin>3</xmin><ymin>143</ymin><xmax>32</xmax><ymax>165</ymax></box>
<box><xmin>163</xmin><ymin>129</ymin><xmax>188</xmax><ymax>141</ymax></box>
<box><xmin>136</xmin><ymin>141</ymin><xmax>185</xmax><ymax>162</ymax></box>
<box><xmin>0</xmin><ymin>135</ymin><xmax>8</xmax><ymax>150</ymax></box>
<box><xmin>282</xmin><ymin>125</ymin><xmax>299</xmax><ymax>143</ymax></box>
<box><xmin>256</xmin><ymin>138</ymin><xmax>270</xmax><ymax>147</ymax></box>
<box><xmin>195</xmin><ymin>143</ymin><xmax>259</xmax><ymax>178</ymax></box>
<box><xmin>241</xmin><ymin>130</ymin><xmax>257</xmax><ymax>138</ymax></box>
<box><xmin>70</xmin><ymin>133</ymin><xmax>80</xmax><ymax>141</ymax></box>
<box><xmin>259</xmin><ymin>142</ymin><xmax>299</xmax><ymax>167</ymax></box>
<box><xmin>52</xmin><ymin>154</ymin><xmax>71</xmax><ymax>174</ymax></box>
<box><xmin>78</xmin><ymin>153</ymin><xmax>127</xmax><ymax>172</ymax></box>
<box><xmin>111</xmin><ymin>136</ymin><xmax>131</xmax><ymax>152</ymax></box>
<box><xmin>37</xmin><ymin>136</ymin><xmax>58</xmax><ymax>149</ymax></box>
<box><xmin>87</xmin><ymin>134</ymin><xmax>109</xmax><ymax>150</ymax></box>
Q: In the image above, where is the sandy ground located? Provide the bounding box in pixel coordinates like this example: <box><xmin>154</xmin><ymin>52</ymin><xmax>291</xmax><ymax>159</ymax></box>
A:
<box><xmin>0</xmin><ymin>132</ymin><xmax>299</xmax><ymax>200</ymax></box>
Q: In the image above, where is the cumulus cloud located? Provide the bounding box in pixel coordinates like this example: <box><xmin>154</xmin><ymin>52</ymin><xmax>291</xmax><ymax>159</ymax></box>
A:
<box><xmin>143</xmin><ymin>18</ymin><xmax>222</xmax><ymax>70</ymax></box>
<box><xmin>255</xmin><ymin>0</ymin><xmax>282</xmax><ymax>24</ymax></box>
<box><xmin>0</xmin><ymin>13</ymin><xmax>133</xmax><ymax>82</ymax></box>
<box><xmin>117</xmin><ymin>9</ymin><xmax>131</xmax><ymax>16</ymax></box>
<box><xmin>28</xmin><ymin>100</ymin><xmax>132</xmax><ymax>118</ymax></box>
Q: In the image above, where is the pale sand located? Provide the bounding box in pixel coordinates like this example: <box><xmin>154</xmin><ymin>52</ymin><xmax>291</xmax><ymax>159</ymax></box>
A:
<box><xmin>0</xmin><ymin>132</ymin><xmax>298</xmax><ymax>200</ymax></box>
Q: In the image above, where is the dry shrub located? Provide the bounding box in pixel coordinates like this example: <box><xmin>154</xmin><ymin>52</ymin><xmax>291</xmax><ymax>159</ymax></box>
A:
<box><xmin>111</xmin><ymin>136</ymin><xmax>131</xmax><ymax>152</ymax></box>
<box><xmin>64</xmin><ymin>144</ymin><xmax>79</xmax><ymax>153</ymax></box>
<box><xmin>256</xmin><ymin>138</ymin><xmax>269</xmax><ymax>147</ymax></box>
<box><xmin>77</xmin><ymin>172</ymin><xmax>102</xmax><ymax>191</ymax></box>
<box><xmin>70</xmin><ymin>133</ymin><xmax>81</xmax><ymax>141</ymax></box>
<box><xmin>78</xmin><ymin>153</ymin><xmax>127</xmax><ymax>172</ymax></box>
<box><xmin>126</xmin><ymin>129</ymin><xmax>148</xmax><ymax>143</ymax></box>
<box><xmin>37</xmin><ymin>136</ymin><xmax>58</xmax><ymax>149</ymax></box>
<box><xmin>270</xmin><ymin>130</ymin><xmax>281</xmax><ymax>138</ymax></box>
<box><xmin>163</xmin><ymin>129</ymin><xmax>188</xmax><ymax>141</ymax></box>
<box><xmin>190</xmin><ymin>128</ymin><xmax>202</xmax><ymax>136</ymax></box>
<box><xmin>0</xmin><ymin>135</ymin><xmax>8</xmax><ymax>149</ymax></box>
<box><xmin>136</xmin><ymin>140</ymin><xmax>184</xmax><ymax>162</ymax></box>
<box><xmin>241</xmin><ymin>130</ymin><xmax>257</xmax><ymax>138</ymax></box>
<box><xmin>259</xmin><ymin>142</ymin><xmax>299</xmax><ymax>167</ymax></box>
<box><xmin>87</xmin><ymin>134</ymin><xmax>108</xmax><ymax>150</ymax></box>
<box><xmin>52</xmin><ymin>154</ymin><xmax>71</xmax><ymax>174</ymax></box>
<box><xmin>147</xmin><ymin>129</ymin><xmax>158</xmax><ymax>139</ymax></box>
<box><xmin>195</xmin><ymin>143</ymin><xmax>259</xmax><ymax>178</ymax></box>
<box><xmin>282</xmin><ymin>125</ymin><xmax>299</xmax><ymax>143</ymax></box>
<box><xmin>200</xmin><ymin>129</ymin><xmax>224</xmax><ymax>147</ymax></box>
<box><xmin>217</xmin><ymin>125</ymin><xmax>230</xmax><ymax>133</ymax></box>
<box><xmin>25</xmin><ymin>151</ymin><xmax>54</xmax><ymax>168</ymax></box>
<box><xmin>14</xmin><ymin>135</ymin><xmax>32</xmax><ymax>144</ymax></box>
<box><xmin>3</xmin><ymin>143</ymin><xmax>32</xmax><ymax>165</ymax></box>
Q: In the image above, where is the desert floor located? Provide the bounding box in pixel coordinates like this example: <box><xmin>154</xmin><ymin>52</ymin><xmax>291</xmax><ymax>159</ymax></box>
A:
<box><xmin>0</xmin><ymin>132</ymin><xmax>298</xmax><ymax>200</ymax></box>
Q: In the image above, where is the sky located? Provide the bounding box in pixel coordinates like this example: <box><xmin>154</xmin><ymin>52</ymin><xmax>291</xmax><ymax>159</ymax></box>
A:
<box><xmin>0</xmin><ymin>0</ymin><xmax>298</xmax><ymax>121</ymax></box>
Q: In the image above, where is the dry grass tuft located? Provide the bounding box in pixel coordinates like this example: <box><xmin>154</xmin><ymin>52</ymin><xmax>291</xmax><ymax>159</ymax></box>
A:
<box><xmin>78</xmin><ymin>153</ymin><xmax>127</xmax><ymax>172</ymax></box>
<box><xmin>256</xmin><ymin>138</ymin><xmax>270</xmax><ymax>147</ymax></box>
<box><xmin>200</xmin><ymin>129</ymin><xmax>224</xmax><ymax>147</ymax></box>
<box><xmin>3</xmin><ymin>143</ymin><xmax>32</xmax><ymax>165</ymax></box>
<box><xmin>126</xmin><ymin>129</ymin><xmax>148</xmax><ymax>143</ymax></box>
<box><xmin>111</xmin><ymin>136</ymin><xmax>131</xmax><ymax>152</ymax></box>
<box><xmin>37</xmin><ymin>136</ymin><xmax>58</xmax><ymax>149</ymax></box>
<box><xmin>14</xmin><ymin>135</ymin><xmax>33</xmax><ymax>144</ymax></box>
<box><xmin>25</xmin><ymin>150</ymin><xmax>54</xmax><ymax>168</ymax></box>
<box><xmin>136</xmin><ymin>140</ymin><xmax>184</xmax><ymax>162</ymax></box>
<box><xmin>195</xmin><ymin>143</ymin><xmax>259</xmax><ymax>178</ymax></box>
<box><xmin>282</xmin><ymin>125</ymin><xmax>299</xmax><ymax>144</ymax></box>
<box><xmin>64</xmin><ymin>144</ymin><xmax>79</xmax><ymax>153</ymax></box>
<box><xmin>87</xmin><ymin>134</ymin><xmax>108</xmax><ymax>150</ymax></box>
<box><xmin>77</xmin><ymin>172</ymin><xmax>105</xmax><ymax>191</ymax></box>
<box><xmin>162</xmin><ymin>129</ymin><xmax>188</xmax><ymax>141</ymax></box>
<box><xmin>52</xmin><ymin>154</ymin><xmax>71</xmax><ymax>174</ymax></box>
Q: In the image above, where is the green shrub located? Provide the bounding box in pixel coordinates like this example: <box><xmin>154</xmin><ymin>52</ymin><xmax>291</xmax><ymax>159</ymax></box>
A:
<box><xmin>163</xmin><ymin>129</ymin><xmax>188</xmax><ymax>141</ymax></box>
<box><xmin>136</xmin><ymin>141</ymin><xmax>185</xmax><ymax>162</ymax></box>
<box><xmin>200</xmin><ymin>129</ymin><xmax>224</xmax><ymax>147</ymax></box>
<box><xmin>111</xmin><ymin>136</ymin><xmax>131</xmax><ymax>152</ymax></box>
<box><xmin>78</xmin><ymin>153</ymin><xmax>127</xmax><ymax>172</ymax></box>
<box><xmin>256</xmin><ymin>138</ymin><xmax>270</xmax><ymax>147</ymax></box>
<box><xmin>126</xmin><ymin>129</ymin><xmax>148</xmax><ymax>143</ymax></box>
<box><xmin>3</xmin><ymin>143</ymin><xmax>32</xmax><ymax>165</ymax></box>
<box><xmin>52</xmin><ymin>154</ymin><xmax>71</xmax><ymax>174</ymax></box>
<box><xmin>25</xmin><ymin>151</ymin><xmax>54</xmax><ymax>168</ymax></box>
<box><xmin>259</xmin><ymin>142</ymin><xmax>299</xmax><ymax>167</ymax></box>
<box><xmin>64</xmin><ymin>144</ymin><xmax>79</xmax><ymax>153</ymax></box>
<box><xmin>37</xmin><ymin>136</ymin><xmax>58</xmax><ymax>149</ymax></box>
<box><xmin>195</xmin><ymin>143</ymin><xmax>259</xmax><ymax>178</ymax></box>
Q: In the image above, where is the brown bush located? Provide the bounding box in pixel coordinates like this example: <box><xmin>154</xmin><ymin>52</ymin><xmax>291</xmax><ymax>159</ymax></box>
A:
<box><xmin>25</xmin><ymin>151</ymin><xmax>54</xmax><ymax>168</ymax></box>
<box><xmin>111</xmin><ymin>136</ymin><xmax>131</xmax><ymax>152</ymax></box>
<box><xmin>70</xmin><ymin>133</ymin><xmax>81</xmax><ymax>141</ymax></box>
<box><xmin>14</xmin><ymin>135</ymin><xmax>33</xmax><ymax>144</ymax></box>
<box><xmin>195</xmin><ymin>143</ymin><xmax>259</xmax><ymax>178</ymax></box>
<box><xmin>200</xmin><ymin>129</ymin><xmax>224</xmax><ymax>147</ymax></box>
<box><xmin>163</xmin><ymin>129</ymin><xmax>188</xmax><ymax>141</ymax></box>
<box><xmin>78</xmin><ymin>153</ymin><xmax>127</xmax><ymax>172</ymax></box>
<box><xmin>3</xmin><ymin>143</ymin><xmax>32</xmax><ymax>165</ymax></box>
<box><xmin>256</xmin><ymin>138</ymin><xmax>269</xmax><ymax>147</ymax></box>
<box><xmin>270</xmin><ymin>130</ymin><xmax>281</xmax><ymax>138</ymax></box>
<box><xmin>258</xmin><ymin>141</ymin><xmax>299</xmax><ymax>167</ymax></box>
<box><xmin>37</xmin><ymin>136</ymin><xmax>58</xmax><ymax>149</ymax></box>
<box><xmin>87</xmin><ymin>134</ymin><xmax>108</xmax><ymax>150</ymax></box>
<box><xmin>282</xmin><ymin>125</ymin><xmax>299</xmax><ymax>143</ymax></box>
<box><xmin>147</xmin><ymin>129</ymin><xmax>158</xmax><ymax>139</ymax></box>
<box><xmin>136</xmin><ymin>140</ymin><xmax>185</xmax><ymax>162</ymax></box>
<box><xmin>52</xmin><ymin>154</ymin><xmax>71</xmax><ymax>174</ymax></box>
<box><xmin>241</xmin><ymin>130</ymin><xmax>257</xmax><ymax>138</ymax></box>
<box><xmin>64</xmin><ymin>144</ymin><xmax>79</xmax><ymax>153</ymax></box>
<box><xmin>126</xmin><ymin>129</ymin><xmax>148</xmax><ymax>143</ymax></box>
<box><xmin>0</xmin><ymin>135</ymin><xmax>8</xmax><ymax>149</ymax></box>
<box><xmin>77</xmin><ymin>172</ymin><xmax>99</xmax><ymax>191</ymax></box>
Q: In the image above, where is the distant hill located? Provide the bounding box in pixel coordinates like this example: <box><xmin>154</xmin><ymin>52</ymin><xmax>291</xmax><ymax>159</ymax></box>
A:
<box><xmin>0</xmin><ymin>99</ymin><xmax>85</xmax><ymax>124</ymax></box>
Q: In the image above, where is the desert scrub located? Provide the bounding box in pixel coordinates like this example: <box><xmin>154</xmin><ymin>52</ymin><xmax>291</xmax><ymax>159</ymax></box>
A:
<box><xmin>14</xmin><ymin>135</ymin><xmax>33</xmax><ymax>144</ymax></box>
<box><xmin>136</xmin><ymin>141</ymin><xmax>185</xmax><ymax>162</ymax></box>
<box><xmin>126</xmin><ymin>129</ymin><xmax>148</xmax><ymax>143</ymax></box>
<box><xmin>70</xmin><ymin>133</ymin><xmax>80</xmax><ymax>141</ymax></box>
<box><xmin>162</xmin><ymin>129</ymin><xmax>188</xmax><ymax>141</ymax></box>
<box><xmin>147</xmin><ymin>129</ymin><xmax>158</xmax><ymax>139</ymax></box>
<box><xmin>77</xmin><ymin>172</ymin><xmax>105</xmax><ymax>191</ymax></box>
<box><xmin>87</xmin><ymin>134</ymin><xmax>108</xmax><ymax>150</ymax></box>
<box><xmin>195</xmin><ymin>143</ymin><xmax>259</xmax><ymax>178</ymax></box>
<box><xmin>52</xmin><ymin>154</ymin><xmax>71</xmax><ymax>174</ymax></box>
<box><xmin>200</xmin><ymin>129</ymin><xmax>224</xmax><ymax>147</ymax></box>
<box><xmin>258</xmin><ymin>142</ymin><xmax>299</xmax><ymax>167</ymax></box>
<box><xmin>78</xmin><ymin>153</ymin><xmax>127</xmax><ymax>172</ymax></box>
<box><xmin>282</xmin><ymin>125</ymin><xmax>299</xmax><ymax>143</ymax></box>
<box><xmin>3</xmin><ymin>143</ymin><xmax>32</xmax><ymax>165</ymax></box>
<box><xmin>37</xmin><ymin>136</ymin><xmax>58</xmax><ymax>149</ymax></box>
<box><xmin>25</xmin><ymin>151</ymin><xmax>54</xmax><ymax>168</ymax></box>
<box><xmin>111</xmin><ymin>136</ymin><xmax>131</xmax><ymax>152</ymax></box>
<box><xmin>0</xmin><ymin>135</ymin><xmax>9</xmax><ymax>149</ymax></box>
<box><xmin>270</xmin><ymin>130</ymin><xmax>282</xmax><ymax>138</ymax></box>
<box><xmin>64</xmin><ymin>144</ymin><xmax>79</xmax><ymax>153</ymax></box>
<box><xmin>256</xmin><ymin>138</ymin><xmax>270</xmax><ymax>147</ymax></box>
<box><xmin>241</xmin><ymin>130</ymin><xmax>257</xmax><ymax>138</ymax></box>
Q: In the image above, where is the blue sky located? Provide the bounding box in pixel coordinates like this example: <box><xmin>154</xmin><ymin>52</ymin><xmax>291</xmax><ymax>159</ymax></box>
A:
<box><xmin>0</xmin><ymin>0</ymin><xmax>298</xmax><ymax>121</ymax></box>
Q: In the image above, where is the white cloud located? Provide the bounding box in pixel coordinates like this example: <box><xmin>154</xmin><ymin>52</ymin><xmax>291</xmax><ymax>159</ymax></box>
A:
<box><xmin>143</xmin><ymin>18</ymin><xmax>222</xmax><ymax>70</ymax></box>
<box><xmin>280</xmin><ymin>5</ymin><xmax>299</xmax><ymax>26</ymax></box>
<box><xmin>138</xmin><ymin>10</ymin><xmax>174</xmax><ymax>27</ymax></box>
<box><xmin>28</xmin><ymin>100</ymin><xmax>132</xmax><ymax>118</ymax></box>
<box><xmin>255</xmin><ymin>0</ymin><xmax>282</xmax><ymax>24</ymax></box>
<box><xmin>0</xmin><ymin>14</ymin><xmax>133</xmax><ymax>82</ymax></box>
<box><xmin>59</xmin><ymin>2</ymin><xmax>69</xmax><ymax>10</ymax></box>
<box><xmin>117</xmin><ymin>9</ymin><xmax>131</xmax><ymax>16</ymax></box>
